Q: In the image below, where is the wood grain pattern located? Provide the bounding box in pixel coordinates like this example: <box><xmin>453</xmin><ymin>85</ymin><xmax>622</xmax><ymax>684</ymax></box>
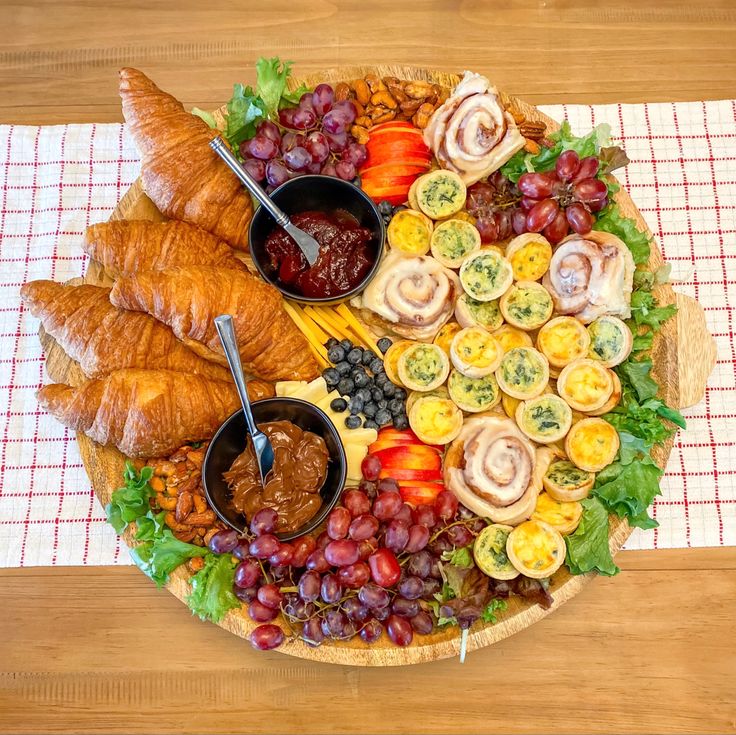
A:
<box><xmin>36</xmin><ymin>66</ymin><xmax>716</xmax><ymax>666</ymax></box>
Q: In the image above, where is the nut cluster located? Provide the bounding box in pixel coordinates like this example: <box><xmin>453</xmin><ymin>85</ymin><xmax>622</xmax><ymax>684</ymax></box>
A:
<box><xmin>508</xmin><ymin>108</ymin><xmax>550</xmax><ymax>154</ymax></box>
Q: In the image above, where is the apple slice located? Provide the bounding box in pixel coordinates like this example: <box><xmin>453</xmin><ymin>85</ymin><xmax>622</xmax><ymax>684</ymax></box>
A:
<box><xmin>365</xmin><ymin>142</ymin><xmax>432</xmax><ymax>162</ymax></box>
<box><xmin>378</xmin><ymin>467</ymin><xmax>443</xmax><ymax>482</ymax></box>
<box><xmin>399</xmin><ymin>482</ymin><xmax>444</xmax><ymax>506</ymax></box>
<box><xmin>360</xmin><ymin>160</ymin><xmax>431</xmax><ymax>178</ymax></box>
<box><xmin>370</xmin><ymin>121</ymin><xmax>418</xmax><ymax>132</ymax></box>
<box><xmin>372</xmin><ymin>445</ymin><xmax>442</xmax><ymax>471</ymax></box>
<box><xmin>377</xmin><ymin>427</ymin><xmax>423</xmax><ymax>444</ymax></box>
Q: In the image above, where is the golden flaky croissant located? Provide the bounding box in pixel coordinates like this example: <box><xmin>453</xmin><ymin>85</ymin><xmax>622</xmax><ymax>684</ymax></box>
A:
<box><xmin>37</xmin><ymin>369</ymin><xmax>241</xmax><ymax>457</ymax></box>
<box><xmin>20</xmin><ymin>280</ymin><xmax>232</xmax><ymax>382</ymax></box>
<box><xmin>110</xmin><ymin>265</ymin><xmax>319</xmax><ymax>382</ymax></box>
<box><xmin>82</xmin><ymin>220</ymin><xmax>247</xmax><ymax>278</ymax></box>
<box><xmin>119</xmin><ymin>68</ymin><xmax>252</xmax><ymax>250</ymax></box>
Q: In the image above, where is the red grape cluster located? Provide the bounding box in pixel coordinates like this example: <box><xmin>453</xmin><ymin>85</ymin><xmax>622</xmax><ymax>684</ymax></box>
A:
<box><xmin>208</xmin><ymin>453</ymin><xmax>486</xmax><ymax>651</ymax></box>
<box><xmin>465</xmin><ymin>172</ymin><xmax>524</xmax><ymax>244</ymax></box>
<box><xmin>518</xmin><ymin>150</ymin><xmax>607</xmax><ymax>243</ymax></box>
<box><xmin>239</xmin><ymin>83</ymin><xmax>368</xmax><ymax>192</ymax></box>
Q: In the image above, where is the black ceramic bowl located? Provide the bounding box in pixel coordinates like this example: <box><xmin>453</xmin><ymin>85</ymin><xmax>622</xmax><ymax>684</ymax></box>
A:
<box><xmin>248</xmin><ymin>175</ymin><xmax>385</xmax><ymax>305</ymax></box>
<box><xmin>202</xmin><ymin>398</ymin><xmax>347</xmax><ymax>542</ymax></box>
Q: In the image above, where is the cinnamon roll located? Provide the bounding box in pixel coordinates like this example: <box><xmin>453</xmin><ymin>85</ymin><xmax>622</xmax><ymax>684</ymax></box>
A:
<box><xmin>542</xmin><ymin>230</ymin><xmax>635</xmax><ymax>323</ymax></box>
<box><xmin>444</xmin><ymin>415</ymin><xmax>555</xmax><ymax>525</ymax></box>
<box><xmin>423</xmin><ymin>71</ymin><xmax>525</xmax><ymax>185</ymax></box>
<box><xmin>352</xmin><ymin>251</ymin><xmax>459</xmax><ymax>341</ymax></box>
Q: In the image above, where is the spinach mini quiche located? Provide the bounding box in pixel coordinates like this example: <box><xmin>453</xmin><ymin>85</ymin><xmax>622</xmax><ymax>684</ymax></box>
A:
<box><xmin>414</xmin><ymin>170</ymin><xmax>466</xmax><ymax>219</ymax></box>
<box><xmin>397</xmin><ymin>343</ymin><xmax>450</xmax><ymax>392</ymax></box>
<box><xmin>448</xmin><ymin>369</ymin><xmax>501</xmax><ymax>413</ymax></box>
<box><xmin>499</xmin><ymin>280</ymin><xmax>554</xmax><ymax>331</ymax></box>
<box><xmin>515</xmin><ymin>393</ymin><xmax>572</xmax><ymax>444</ymax></box>
<box><xmin>473</xmin><ymin>524</ymin><xmax>519</xmax><ymax>580</ymax></box>
<box><xmin>495</xmin><ymin>346</ymin><xmax>550</xmax><ymax>399</ymax></box>
<box><xmin>543</xmin><ymin>459</ymin><xmax>595</xmax><ymax>502</ymax></box>
<box><xmin>454</xmin><ymin>293</ymin><xmax>504</xmax><ymax>331</ymax></box>
<box><xmin>459</xmin><ymin>249</ymin><xmax>513</xmax><ymax>302</ymax></box>
<box><xmin>430</xmin><ymin>218</ymin><xmax>481</xmax><ymax>268</ymax></box>
<box><xmin>586</xmin><ymin>315</ymin><xmax>633</xmax><ymax>368</ymax></box>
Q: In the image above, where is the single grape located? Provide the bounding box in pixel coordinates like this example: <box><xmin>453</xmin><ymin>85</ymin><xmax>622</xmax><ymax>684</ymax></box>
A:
<box><xmin>234</xmin><ymin>558</ymin><xmax>261</xmax><ymax>588</ymax></box>
<box><xmin>565</xmin><ymin>202</ymin><xmax>594</xmax><ymax>235</ymax></box>
<box><xmin>373</xmin><ymin>491</ymin><xmax>403</xmax><ymax>520</ymax></box>
<box><xmin>335</xmin><ymin>160</ymin><xmax>356</xmax><ymax>181</ymax></box>
<box><xmin>248</xmin><ymin>533</ymin><xmax>280</xmax><ymax>559</ymax></box>
<box><xmin>410</xmin><ymin>610</ymin><xmax>434</xmax><ymax>635</ymax></box>
<box><xmin>324</xmin><ymin>539</ymin><xmax>360</xmax><ymax>567</ymax></box>
<box><xmin>368</xmin><ymin>548</ymin><xmax>401</xmax><ymax>588</ymax></box>
<box><xmin>543</xmin><ymin>208</ymin><xmax>569</xmax><ymax>244</ymax></box>
<box><xmin>520</xmin><ymin>196</ymin><xmax>539</xmax><ymax>212</ymax></box>
<box><xmin>302</xmin><ymin>617</ymin><xmax>325</xmax><ymax>647</ymax></box>
<box><xmin>243</xmin><ymin>158</ymin><xmax>266</xmax><ymax>182</ymax></box>
<box><xmin>324</xmin><ymin>130</ymin><xmax>348</xmax><ymax>153</ymax></box>
<box><xmin>422</xmin><ymin>578</ymin><xmax>441</xmax><ymax>599</ymax></box>
<box><xmin>325</xmin><ymin>609</ymin><xmax>349</xmax><ymax>638</ymax></box>
<box><xmin>268</xmin><ymin>542</ymin><xmax>294</xmax><ymax>568</ymax></box>
<box><xmin>474</xmin><ymin>215</ymin><xmax>500</xmax><ymax>244</ymax></box>
<box><xmin>342</xmin><ymin>142</ymin><xmax>368</xmax><ymax>168</ymax></box>
<box><xmin>373</xmin><ymin>605</ymin><xmax>391</xmax><ymax>622</ymax></box>
<box><xmin>291</xmin><ymin>107</ymin><xmax>317</xmax><ymax>130</ymax></box>
<box><xmin>428</xmin><ymin>535</ymin><xmax>453</xmax><ymax>556</ymax></box>
<box><xmin>299</xmin><ymin>91</ymin><xmax>316</xmax><ymax>112</ymax></box>
<box><xmin>394</xmin><ymin>503</ymin><xmax>413</xmax><ymax>525</ymax></box>
<box><xmin>278</xmin><ymin>108</ymin><xmax>296</xmax><ymax>128</ymax></box>
<box><xmin>248</xmin><ymin>599</ymin><xmax>279</xmax><ymax>623</ymax></box>
<box><xmin>496</xmin><ymin>209</ymin><xmax>514</xmax><ymax>240</ymax></box>
<box><xmin>428</xmin><ymin>557</ymin><xmax>443</xmax><ymax>580</ymax></box>
<box><xmin>572</xmin><ymin>156</ymin><xmax>600</xmax><ymax>183</ymax></box>
<box><xmin>359</xmin><ymin>582</ymin><xmax>390</xmax><ymax>609</ymax></box>
<box><xmin>466</xmin><ymin>181</ymin><xmax>495</xmax><ymax>211</ymax></box>
<box><xmin>280</xmin><ymin>131</ymin><xmax>299</xmax><ymax>153</ymax></box>
<box><xmin>555</xmin><ymin>149</ymin><xmax>581</xmax><ymax>181</ymax></box>
<box><xmin>398</xmin><ymin>576</ymin><xmax>424</xmax><ymax>600</ymax></box>
<box><xmin>317</xmin><ymin>531</ymin><xmax>331</xmax><ymax>549</ymax></box>
<box><xmin>391</xmin><ymin>597</ymin><xmax>420</xmax><ymax>618</ymax></box>
<box><xmin>407</xmin><ymin>550</ymin><xmax>432</xmax><ymax>579</ymax></box>
<box><xmin>265</xmin><ymin>159</ymin><xmax>289</xmax><ymax>187</ymax></box>
<box><xmin>342</xmin><ymin>489</ymin><xmax>371</xmax><ymax>518</ymax></box>
<box><xmin>573</xmin><ymin>177</ymin><xmax>608</xmax><ymax>204</ymax></box>
<box><xmin>322</xmin><ymin>111</ymin><xmax>347</xmax><ymax>135</ymax></box>
<box><xmin>434</xmin><ymin>490</ymin><xmax>458</xmax><ymax>522</ymax></box>
<box><xmin>588</xmin><ymin>196</ymin><xmax>608</xmax><ymax>213</ymax></box>
<box><xmin>232</xmin><ymin>540</ymin><xmax>251</xmax><ymax>561</ymax></box>
<box><xmin>342</xmin><ymin>597</ymin><xmax>371</xmax><ymax>623</ymax></box>
<box><xmin>304</xmin><ymin>131</ymin><xmax>330</xmax><ymax>164</ymax></box>
<box><xmin>312</xmin><ymin>83</ymin><xmax>335</xmax><ymax>116</ymax></box>
<box><xmin>320</xmin><ymin>617</ymin><xmax>332</xmax><ymax>638</ymax></box>
<box><xmin>338</xmin><ymin>561</ymin><xmax>371</xmax><ymax>589</ymax></box>
<box><xmin>327</xmin><ymin>507</ymin><xmax>351</xmax><ymax>540</ymax></box>
<box><xmin>305</xmin><ymin>548</ymin><xmax>330</xmax><ymax>573</ymax></box>
<box><xmin>361</xmin><ymin>454</ymin><xmax>382</xmax><ymax>482</ymax></box>
<box><xmin>256</xmin><ymin>119</ymin><xmax>282</xmax><ymax>144</ymax></box>
<box><xmin>456</xmin><ymin>605</ymin><xmax>482</xmax><ymax>630</ymax></box>
<box><xmin>358</xmin><ymin>537</ymin><xmax>379</xmax><ymax>560</ymax></box>
<box><xmin>320</xmin><ymin>573</ymin><xmax>343</xmax><ymax>604</ymax></box>
<box><xmin>384</xmin><ymin>520</ymin><xmax>410</xmax><ymax>554</ymax></box>
<box><xmin>321</xmin><ymin>162</ymin><xmax>338</xmax><ymax>177</ymax></box>
<box><xmin>298</xmin><ymin>570</ymin><xmax>321</xmax><ymax>603</ymax></box>
<box><xmin>208</xmin><ymin>529</ymin><xmax>238</xmax><ymax>554</ymax></box>
<box><xmin>518</xmin><ymin>172</ymin><xmax>556</xmax><ymax>199</ymax></box>
<box><xmin>512</xmin><ymin>208</ymin><xmax>528</xmax><ymax>234</ymax></box>
<box><xmin>387</xmin><ymin>615</ymin><xmax>414</xmax><ymax>646</ymax></box>
<box><xmin>412</xmin><ymin>505</ymin><xmax>436</xmax><ymax>528</ymax></box>
<box><xmin>359</xmin><ymin>618</ymin><xmax>383</xmax><ymax>644</ymax></box>
<box><xmin>526</xmin><ymin>198</ymin><xmax>560</xmax><ymax>232</ymax></box>
<box><xmin>447</xmin><ymin>524</ymin><xmax>474</xmax><ymax>548</ymax></box>
<box><xmin>290</xmin><ymin>535</ymin><xmax>317</xmax><ymax>568</ymax></box>
<box><xmin>405</xmin><ymin>524</ymin><xmax>429</xmax><ymax>553</ymax></box>
<box><xmin>250</xmin><ymin>507</ymin><xmax>278</xmax><ymax>536</ymax></box>
<box><xmin>250</xmin><ymin>624</ymin><xmax>284</xmax><ymax>650</ymax></box>
<box><xmin>377</xmin><ymin>477</ymin><xmax>400</xmax><ymax>493</ymax></box>
<box><xmin>257</xmin><ymin>583</ymin><xmax>284</xmax><ymax>610</ymax></box>
<box><xmin>246</xmin><ymin>135</ymin><xmax>279</xmax><ymax>161</ymax></box>
<box><xmin>283</xmin><ymin>146</ymin><xmax>311</xmax><ymax>172</ymax></box>
<box><xmin>349</xmin><ymin>513</ymin><xmax>379</xmax><ymax>541</ymax></box>
<box><xmin>233</xmin><ymin>584</ymin><xmax>258</xmax><ymax>603</ymax></box>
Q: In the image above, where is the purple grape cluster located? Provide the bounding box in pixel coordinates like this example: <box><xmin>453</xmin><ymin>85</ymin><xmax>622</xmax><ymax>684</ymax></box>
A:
<box><xmin>239</xmin><ymin>84</ymin><xmax>368</xmax><ymax>192</ymax></box>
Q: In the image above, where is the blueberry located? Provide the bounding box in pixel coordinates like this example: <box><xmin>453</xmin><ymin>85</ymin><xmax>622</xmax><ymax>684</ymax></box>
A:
<box><xmin>377</xmin><ymin>399</ymin><xmax>389</xmax><ymax>410</ymax></box>
<box><xmin>339</xmin><ymin>339</ymin><xmax>353</xmax><ymax>352</ymax></box>
<box><xmin>393</xmin><ymin>204</ymin><xmax>408</xmax><ymax>214</ymax></box>
<box><xmin>375</xmin><ymin>409</ymin><xmax>392</xmax><ymax>426</ymax></box>
<box><xmin>393</xmin><ymin>387</ymin><xmax>407</xmax><ymax>401</ymax></box>
<box><xmin>363</xmin><ymin>402</ymin><xmax>377</xmax><ymax>418</ymax></box>
<box><xmin>378</xmin><ymin>200</ymin><xmax>393</xmax><ymax>216</ymax></box>
<box><xmin>356</xmin><ymin>387</ymin><xmax>373</xmax><ymax>403</ymax></box>
<box><xmin>382</xmin><ymin>382</ymin><xmax>396</xmax><ymax>398</ymax></box>
<box><xmin>377</xmin><ymin>337</ymin><xmax>392</xmax><ymax>354</ymax></box>
<box><xmin>345</xmin><ymin>415</ymin><xmax>362</xmax><ymax>430</ymax></box>
<box><xmin>330</xmin><ymin>397</ymin><xmax>348</xmax><ymax>413</ymax></box>
<box><xmin>388</xmin><ymin>398</ymin><xmax>405</xmax><ymax>415</ymax></box>
<box><xmin>327</xmin><ymin>345</ymin><xmax>346</xmax><ymax>363</ymax></box>
<box><xmin>322</xmin><ymin>367</ymin><xmax>340</xmax><ymax>387</ymax></box>
<box><xmin>393</xmin><ymin>413</ymin><xmax>410</xmax><ymax>430</ymax></box>
<box><xmin>348</xmin><ymin>395</ymin><xmax>364</xmax><ymax>414</ymax></box>
<box><xmin>337</xmin><ymin>378</ymin><xmax>355</xmax><ymax>395</ymax></box>
<box><xmin>371</xmin><ymin>387</ymin><xmax>384</xmax><ymax>402</ymax></box>
<box><xmin>375</xmin><ymin>373</ymin><xmax>390</xmax><ymax>387</ymax></box>
<box><xmin>361</xmin><ymin>350</ymin><xmax>376</xmax><ymax>366</ymax></box>
<box><xmin>347</xmin><ymin>348</ymin><xmax>363</xmax><ymax>365</ymax></box>
<box><xmin>369</xmin><ymin>358</ymin><xmax>385</xmax><ymax>374</ymax></box>
<box><xmin>324</xmin><ymin>337</ymin><xmax>339</xmax><ymax>350</ymax></box>
<box><xmin>364</xmin><ymin>419</ymin><xmax>379</xmax><ymax>430</ymax></box>
<box><xmin>335</xmin><ymin>361</ymin><xmax>352</xmax><ymax>377</ymax></box>
<box><xmin>353</xmin><ymin>371</ymin><xmax>370</xmax><ymax>388</ymax></box>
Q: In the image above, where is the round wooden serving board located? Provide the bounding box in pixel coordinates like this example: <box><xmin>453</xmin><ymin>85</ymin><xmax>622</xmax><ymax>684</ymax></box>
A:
<box><xmin>39</xmin><ymin>65</ymin><xmax>716</xmax><ymax>666</ymax></box>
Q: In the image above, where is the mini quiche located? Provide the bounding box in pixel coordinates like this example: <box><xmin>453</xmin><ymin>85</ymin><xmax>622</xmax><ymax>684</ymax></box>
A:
<box><xmin>408</xmin><ymin>394</ymin><xmax>464</xmax><ymax>445</ymax></box>
<box><xmin>532</xmin><ymin>492</ymin><xmax>583</xmax><ymax>535</ymax></box>
<box><xmin>495</xmin><ymin>346</ymin><xmax>550</xmax><ymax>400</ymax></box>
<box><xmin>459</xmin><ymin>250</ymin><xmax>514</xmax><ymax>302</ymax></box>
<box><xmin>536</xmin><ymin>316</ymin><xmax>591</xmax><ymax>369</ymax></box>
<box><xmin>397</xmin><ymin>343</ymin><xmax>450</xmax><ymax>392</ymax></box>
<box><xmin>473</xmin><ymin>524</ymin><xmax>519</xmax><ymax>580</ymax></box>
<box><xmin>565</xmin><ymin>417</ymin><xmax>620</xmax><ymax>472</ymax></box>
<box><xmin>557</xmin><ymin>358</ymin><xmax>614</xmax><ymax>412</ymax></box>
<box><xmin>414</xmin><ymin>170</ymin><xmax>466</xmax><ymax>219</ymax></box>
<box><xmin>383</xmin><ymin>339</ymin><xmax>415</xmax><ymax>387</ymax></box>
<box><xmin>448</xmin><ymin>369</ymin><xmax>501</xmax><ymax>413</ymax></box>
<box><xmin>506</xmin><ymin>519</ymin><xmax>566</xmax><ymax>579</ymax></box>
<box><xmin>588</xmin><ymin>370</ymin><xmax>622</xmax><ymax>416</ymax></box>
<box><xmin>543</xmin><ymin>460</ymin><xmax>595</xmax><ymax>502</ymax></box>
<box><xmin>405</xmin><ymin>385</ymin><xmax>449</xmax><ymax>416</ymax></box>
<box><xmin>515</xmin><ymin>394</ymin><xmax>573</xmax><ymax>444</ymax></box>
<box><xmin>501</xmin><ymin>391</ymin><xmax>521</xmax><ymax>419</ymax></box>
<box><xmin>450</xmin><ymin>326</ymin><xmax>503</xmax><ymax>378</ymax></box>
<box><xmin>430</xmin><ymin>218</ymin><xmax>481</xmax><ymax>268</ymax></box>
<box><xmin>433</xmin><ymin>321</ymin><xmax>463</xmax><ymax>357</ymax></box>
<box><xmin>387</xmin><ymin>209</ymin><xmax>433</xmax><ymax>256</ymax></box>
<box><xmin>454</xmin><ymin>293</ymin><xmax>504</xmax><ymax>332</ymax></box>
<box><xmin>499</xmin><ymin>280</ymin><xmax>554</xmax><ymax>331</ymax></box>
<box><xmin>504</xmin><ymin>233</ymin><xmax>553</xmax><ymax>282</ymax></box>
<box><xmin>587</xmin><ymin>315</ymin><xmax>634</xmax><ymax>368</ymax></box>
<box><xmin>492</xmin><ymin>324</ymin><xmax>534</xmax><ymax>354</ymax></box>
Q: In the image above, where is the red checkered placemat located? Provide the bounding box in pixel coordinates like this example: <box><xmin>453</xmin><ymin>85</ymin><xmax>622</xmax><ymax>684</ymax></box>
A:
<box><xmin>1</xmin><ymin>102</ymin><xmax>735</xmax><ymax>566</ymax></box>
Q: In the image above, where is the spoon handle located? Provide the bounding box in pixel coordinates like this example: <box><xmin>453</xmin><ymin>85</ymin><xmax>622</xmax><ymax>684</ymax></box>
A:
<box><xmin>214</xmin><ymin>314</ymin><xmax>259</xmax><ymax>437</ymax></box>
<box><xmin>210</xmin><ymin>136</ymin><xmax>289</xmax><ymax>228</ymax></box>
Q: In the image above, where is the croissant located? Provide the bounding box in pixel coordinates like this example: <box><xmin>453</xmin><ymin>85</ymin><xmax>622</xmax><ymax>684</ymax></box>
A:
<box><xmin>109</xmin><ymin>265</ymin><xmax>319</xmax><ymax>381</ymax></box>
<box><xmin>82</xmin><ymin>220</ymin><xmax>247</xmax><ymax>278</ymax></box>
<box><xmin>119</xmin><ymin>67</ymin><xmax>252</xmax><ymax>250</ymax></box>
<box><xmin>20</xmin><ymin>280</ymin><xmax>232</xmax><ymax>382</ymax></box>
<box><xmin>37</xmin><ymin>369</ymin><xmax>242</xmax><ymax>457</ymax></box>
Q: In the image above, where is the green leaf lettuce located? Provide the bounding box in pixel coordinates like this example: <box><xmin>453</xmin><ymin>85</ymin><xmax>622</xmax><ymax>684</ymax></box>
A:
<box><xmin>187</xmin><ymin>553</ymin><xmax>240</xmax><ymax>623</ymax></box>
<box><xmin>565</xmin><ymin>497</ymin><xmax>620</xmax><ymax>576</ymax></box>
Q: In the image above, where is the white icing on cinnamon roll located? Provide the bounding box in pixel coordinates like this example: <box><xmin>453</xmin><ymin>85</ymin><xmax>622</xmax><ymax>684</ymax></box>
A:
<box><xmin>354</xmin><ymin>251</ymin><xmax>459</xmax><ymax>341</ymax></box>
<box><xmin>542</xmin><ymin>230</ymin><xmax>635</xmax><ymax>323</ymax></box>
<box><xmin>423</xmin><ymin>71</ymin><xmax>525</xmax><ymax>185</ymax></box>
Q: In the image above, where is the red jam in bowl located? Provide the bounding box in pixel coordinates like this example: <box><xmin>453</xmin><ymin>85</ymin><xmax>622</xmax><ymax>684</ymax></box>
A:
<box><xmin>264</xmin><ymin>210</ymin><xmax>375</xmax><ymax>298</ymax></box>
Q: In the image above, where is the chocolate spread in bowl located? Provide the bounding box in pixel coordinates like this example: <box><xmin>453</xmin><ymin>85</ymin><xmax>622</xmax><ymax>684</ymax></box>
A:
<box><xmin>223</xmin><ymin>420</ymin><xmax>329</xmax><ymax>534</ymax></box>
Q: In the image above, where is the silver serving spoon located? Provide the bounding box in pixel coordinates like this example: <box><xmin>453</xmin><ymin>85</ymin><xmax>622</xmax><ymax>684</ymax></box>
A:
<box><xmin>214</xmin><ymin>314</ymin><xmax>274</xmax><ymax>487</ymax></box>
<box><xmin>210</xmin><ymin>136</ymin><xmax>320</xmax><ymax>266</ymax></box>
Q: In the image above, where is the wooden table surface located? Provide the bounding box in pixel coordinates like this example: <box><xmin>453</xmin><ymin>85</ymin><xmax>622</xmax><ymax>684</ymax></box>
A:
<box><xmin>1</xmin><ymin>1</ymin><xmax>735</xmax><ymax>733</ymax></box>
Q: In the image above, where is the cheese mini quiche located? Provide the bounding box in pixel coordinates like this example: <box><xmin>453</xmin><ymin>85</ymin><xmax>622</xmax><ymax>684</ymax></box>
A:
<box><xmin>386</xmin><ymin>208</ymin><xmax>433</xmax><ymax>256</ymax></box>
<box><xmin>450</xmin><ymin>326</ymin><xmax>503</xmax><ymax>378</ymax></box>
<box><xmin>495</xmin><ymin>346</ymin><xmax>550</xmax><ymax>399</ymax></box>
<box><xmin>543</xmin><ymin>459</ymin><xmax>595</xmax><ymax>502</ymax></box>
<box><xmin>505</xmin><ymin>233</ymin><xmax>553</xmax><ymax>282</ymax></box>
<box><xmin>383</xmin><ymin>339</ymin><xmax>415</xmax><ymax>387</ymax></box>
<box><xmin>499</xmin><ymin>280</ymin><xmax>554</xmax><ymax>331</ymax></box>
<box><xmin>473</xmin><ymin>524</ymin><xmax>519</xmax><ymax>580</ymax></box>
<box><xmin>532</xmin><ymin>492</ymin><xmax>583</xmax><ymax>535</ymax></box>
<box><xmin>587</xmin><ymin>315</ymin><xmax>634</xmax><ymax>368</ymax></box>
<box><xmin>433</xmin><ymin>321</ymin><xmax>463</xmax><ymax>357</ymax></box>
<box><xmin>430</xmin><ymin>218</ymin><xmax>481</xmax><ymax>268</ymax></box>
<box><xmin>565</xmin><ymin>417</ymin><xmax>620</xmax><ymax>472</ymax></box>
<box><xmin>397</xmin><ymin>343</ymin><xmax>450</xmax><ymax>392</ymax></box>
<box><xmin>454</xmin><ymin>293</ymin><xmax>504</xmax><ymax>332</ymax></box>
<box><xmin>448</xmin><ymin>369</ymin><xmax>501</xmax><ymax>413</ymax></box>
<box><xmin>536</xmin><ymin>316</ymin><xmax>591</xmax><ymax>369</ymax></box>
<box><xmin>557</xmin><ymin>358</ymin><xmax>614</xmax><ymax>412</ymax></box>
<box><xmin>506</xmin><ymin>519</ymin><xmax>566</xmax><ymax>579</ymax></box>
<box><xmin>515</xmin><ymin>393</ymin><xmax>573</xmax><ymax>444</ymax></box>
<box><xmin>492</xmin><ymin>324</ymin><xmax>534</xmax><ymax>354</ymax></box>
<box><xmin>405</xmin><ymin>385</ymin><xmax>449</xmax><ymax>416</ymax></box>
<box><xmin>459</xmin><ymin>250</ymin><xmax>514</xmax><ymax>302</ymax></box>
<box><xmin>408</xmin><ymin>394</ymin><xmax>464</xmax><ymax>445</ymax></box>
<box><xmin>588</xmin><ymin>370</ymin><xmax>622</xmax><ymax>416</ymax></box>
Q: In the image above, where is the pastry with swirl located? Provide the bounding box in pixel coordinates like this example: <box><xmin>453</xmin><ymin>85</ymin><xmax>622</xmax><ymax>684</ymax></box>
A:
<box><xmin>352</xmin><ymin>251</ymin><xmax>459</xmax><ymax>341</ymax></box>
<box><xmin>444</xmin><ymin>414</ymin><xmax>555</xmax><ymax>525</ymax></box>
<box><xmin>542</xmin><ymin>230</ymin><xmax>635</xmax><ymax>323</ymax></box>
<box><xmin>423</xmin><ymin>71</ymin><xmax>525</xmax><ymax>185</ymax></box>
